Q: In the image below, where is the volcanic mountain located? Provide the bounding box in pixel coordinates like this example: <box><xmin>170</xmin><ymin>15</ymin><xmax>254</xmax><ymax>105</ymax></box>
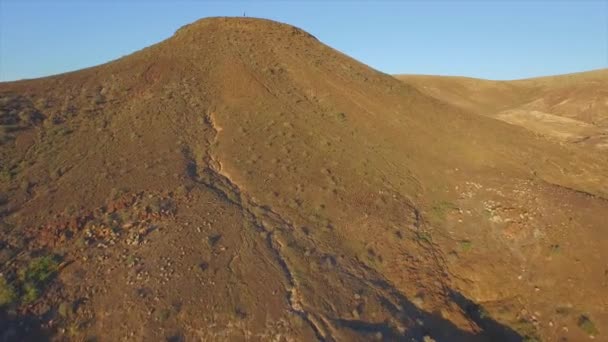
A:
<box><xmin>1</xmin><ymin>18</ymin><xmax>606</xmax><ymax>341</ymax></box>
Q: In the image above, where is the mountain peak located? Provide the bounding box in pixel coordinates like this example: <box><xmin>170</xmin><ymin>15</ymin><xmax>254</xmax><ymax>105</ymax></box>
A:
<box><xmin>172</xmin><ymin>16</ymin><xmax>317</xmax><ymax>42</ymax></box>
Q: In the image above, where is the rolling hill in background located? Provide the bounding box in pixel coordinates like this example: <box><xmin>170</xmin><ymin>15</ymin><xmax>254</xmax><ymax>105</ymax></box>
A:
<box><xmin>1</xmin><ymin>18</ymin><xmax>606</xmax><ymax>341</ymax></box>
<box><xmin>396</xmin><ymin>69</ymin><xmax>608</xmax><ymax>150</ymax></box>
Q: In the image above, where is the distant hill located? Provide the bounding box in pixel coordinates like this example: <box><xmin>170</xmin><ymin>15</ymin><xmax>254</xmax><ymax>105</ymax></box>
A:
<box><xmin>396</xmin><ymin>69</ymin><xmax>608</xmax><ymax>149</ymax></box>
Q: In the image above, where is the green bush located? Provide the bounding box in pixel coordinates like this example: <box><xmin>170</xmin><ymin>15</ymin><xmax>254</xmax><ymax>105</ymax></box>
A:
<box><xmin>578</xmin><ymin>315</ymin><xmax>599</xmax><ymax>336</ymax></box>
<box><xmin>18</xmin><ymin>256</ymin><xmax>60</xmax><ymax>303</ymax></box>
<box><xmin>0</xmin><ymin>276</ymin><xmax>17</xmax><ymax>306</ymax></box>
<box><xmin>460</xmin><ymin>240</ymin><xmax>473</xmax><ymax>252</ymax></box>
<box><xmin>21</xmin><ymin>282</ymin><xmax>40</xmax><ymax>304</ymax></box>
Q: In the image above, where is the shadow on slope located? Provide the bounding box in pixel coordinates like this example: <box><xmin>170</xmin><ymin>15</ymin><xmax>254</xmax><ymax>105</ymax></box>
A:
<box><xmin>334</xmin><ymin>283</ymin><xmax>524</xmax><ymax>342</ymax></box>
<box><xmin>0</xmin><ymin>292</ymin><xmax>526</xmax><ymax>342</ymax></box>
<box><xmin>0</xmin><ymin>310</ymin><xmax>51</xmax><ymax>342</ymax></box>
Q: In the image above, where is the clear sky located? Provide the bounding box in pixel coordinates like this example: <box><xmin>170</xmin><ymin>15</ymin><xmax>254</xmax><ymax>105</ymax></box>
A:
<box><xmin>1</xmin><ymin>1</ymin><xmax>606</xmax><ymax>82</ymax></box>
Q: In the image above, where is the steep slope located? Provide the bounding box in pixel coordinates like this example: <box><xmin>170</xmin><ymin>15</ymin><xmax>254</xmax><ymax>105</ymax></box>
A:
<box><xmin>1</xmin><ymin>18</ymin><xmax>607</xmax><ymax>341</ymax></box>
<box><xmin>396</xmin><ymin>70</ymin><xmax>608</xmax><ymax>149</ymax></box>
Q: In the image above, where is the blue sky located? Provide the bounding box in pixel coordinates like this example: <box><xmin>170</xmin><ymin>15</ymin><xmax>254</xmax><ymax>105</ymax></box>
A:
<box><xmin>0</xmin><ymin>1</ymin><xmax>606</xmax><ymax>81</ymax></box>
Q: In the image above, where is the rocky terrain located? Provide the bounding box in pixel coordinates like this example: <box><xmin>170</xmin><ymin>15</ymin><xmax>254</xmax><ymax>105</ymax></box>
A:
<box><xmin>0</xmin><ymin>17</ymin><xmax>606</xmax><ymax>341</ymax></box>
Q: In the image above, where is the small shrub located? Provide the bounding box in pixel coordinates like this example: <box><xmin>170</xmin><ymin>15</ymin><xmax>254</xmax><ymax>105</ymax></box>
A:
<box><xmin>109</xmin><ymin>187</ymin><xmax>129</xmax><ymax>200</ymax></box>
<box><xmin>207</xmin><ymin>234</ymin><xmax>222</xmax><ymax>247</ymax></box>
<box><xmin>578</xmin><ymin>315</ymin><xmax>599</xmax><ymax>336</ymax></box>
<box><xmin>92</xmin><ymin>93</ymin><xmax>105</xmax><ymax>105</ymax></box>
<box><xmin>0</xmin><ymin>276</ymin><xmax>17</xmax><ymax>306</ymax></box>
<box><xmin>143</xmin><ymin>196</ymin><xmax>176</xmax><ymax>215</ymax></box>
<box><xmin>0</xmin><ymin>168</ymin><xmax>12</xmax><ymax>183</ymax></box>
<box><xmin>477</xmin><ymin>306</ymin><xmax>489</xmax><ymax>319</ymax></box>
<box><xmin>157</xmin><ymin>308</ymin><xmax>171</xmax><ymax>322</ymax></box>
<box><xmin>18</xmin><ymin>255</ymin><xmax>60</xmax><ymax>303</ymax></box>
<box><xmin>549</xmin><ymin>244</ymin><xmax>561</xmax><ymax>253</ymax></box>
<box><xmin>511</xmin><ymin>319</ymin><xmax>539</xmax><ymax>341</ymax></box>
<box><xmin>430</xmin><ymin>201</ymin><xmax>457</xmax><ymax>222</ymax></box>
<box><xmin>58</xmin><ymin>301</ymin><xmax>74</xmax><ymax>318</ymax></box>
<box><xmin>175</xmin><ymin>184</ymin><xmax>190</xmax><ymax>197</ymax></box>
<box><xmin>415</xmin><ymin>231</ymin><xmax>432</xmax><ymax>243</ymax></box>
<box><xmin>0</xmin><ymin>128</ymin><xmax>14</xmax><ymax>145</ymax></box>
<box><xmin>460</xmin><ymin>240</ymin><xmax>473</xmax><ymax>252</ymax></box>
<box><xmin>126</xmin><ymin>255</ymin><xmax>137</xmax><ymax>267</ymax></box>
<box><xmin>19</xmin><ymin>256</ymin><xmax>59</xmax><ymax>284</ymax></box>
<box><xmin>21</xmin><ymin>282</ymin><xmax>40</xmax><ymax>304</ymax></box>
<box><xmin>0</xmin><ymin>219</ymin><xmax>14</xmax><ymax>233</ymax></box>
<box><xmin>159</xmin><ymin>198</ymin><xmax>176</xmax><ymax>214</ymax></box>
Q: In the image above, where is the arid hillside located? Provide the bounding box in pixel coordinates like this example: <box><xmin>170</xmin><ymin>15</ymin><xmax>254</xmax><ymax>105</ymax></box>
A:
<box><xmin>1</xmin><ymin>18</ymin><xmax>606</xmax><ymax>341</ymax></box>
<box><xmin>396</xmin><ymin>70</ymin><xmax>608</xmax><ymax>150</ymax></box>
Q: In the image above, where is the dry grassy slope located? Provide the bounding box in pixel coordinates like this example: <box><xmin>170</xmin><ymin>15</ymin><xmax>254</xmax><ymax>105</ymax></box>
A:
<box><xmin>1</xmin><ymin>17</ymin><xmax>607</xmax><ymax>341</ymax></box>
<box><xmin>396</xmin><ymin>70</ymin><xmax>608</xmax><ymax>148</ymax></box>
<box><xmin>393</xmin><ymin>75</ymin><xmax>527</xmax><ymax>115</ymax></box>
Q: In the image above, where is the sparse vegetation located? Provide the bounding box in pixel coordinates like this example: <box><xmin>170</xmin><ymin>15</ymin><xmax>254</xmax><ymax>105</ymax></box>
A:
<box><xmin>511</xmin><ymin>319</ymin><xmax>539</xmax><ymax>342</ymax></box>
<box><xmin>92</xmin><ymin>93</ymin><xmax>105</xmax><ymax>105</ymax></box>
<box><xmin>415</xmin><ymin>231</ymin><xmax>432</xmax><ymax>243</ymax></box>
<box><xmin>49</xmin><ymin>124</ymin><xmax>73</xmax><ymax>137</ymax></box>
<box><xmin>477</xmin><ymin>306</ymin><xmax>489</xmax><ymax>319</ymax></box>
<box><xmin>429</xmin><ymin>201</ymin><xmax>457</xmax><ymax>223</ymax></box>
<box><xmin>0</xmin><ymin>255</ymin><xmax>60</xmax><ymax>307</ymax></box>
<box><xmin>0</xmin><ymin>126</ymin><xmax>15</xmax><ymax>145</ymax></box>
<box><xmin>235</xmin><ymin>305</ymin><xmax>247</xmax><ymax>319</ymax></box>
<box><xmin>17</xmin><ymin>255</ymin><xmax>60</xmax><ymax>303</ymax></box>
<box><xmin>126</xmin><ymin>255</ymin><xmax>137</xmax><ymax>267</ymax></box>
<box><xmin>0</xmin><ymin>167</ymin><xmax>13</xmax><ymax>183</ymax></box>
<box><xmin>555</xmin><ymin>306</ymin><xmax>573</xmax><ymax>316</ymax></box>
<box><xmin>21</xmin><ymin>282</ymin><xmax>41</xmax><ymax>303</ymax></box>
<box><xmin>578</xmin><ymin>315</ymin><xmax>598</xmax><ymax>336</ymax></box>
<box><xmin>460</xmin><ymin>240</ymin><xmax>473</xmax><ymax>252</ymax></box>
<box><xmin>549</xmin><ymin>244</ymin><xmax>561</xmax><ymax>253</ymax></box>
<box><xmin>58</xmin><ymin>301</ymin><xmax>74</xmax><ymax>318</ymax></box>
<box><xmin>207</xmin><ymin>233</ymin><xmax>222</xmax><ymax>247</ymax></box>
<box><xmin>157</xmin><ymin>308</ymin><xmax>171</xmax><ymax>322</ymax></box>
<box><xmin>0</xmin><ymin>276</ymin><xmax>17</xmax><ymax>306</ymax></box>
<box><xmin>143</xmin><ymin>196</ymin><xmax>176</xmax><ymax>215</ymax></box>
<box><xmin>109</xmin><ymin>187</ymin><xmax>130</xmax><ymax>200</ymax></box>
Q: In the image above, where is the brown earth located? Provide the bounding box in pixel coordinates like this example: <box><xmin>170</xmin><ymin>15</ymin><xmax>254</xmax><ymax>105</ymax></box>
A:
<box><xmin>396</xmin><ymin>70</ymin><xmax>608</xmax><ymax>150</ymax></box>
<box><xmin>0</xmin><ymin>17</ymin><xmax>606</xmax><ymax>341</ymax></box>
